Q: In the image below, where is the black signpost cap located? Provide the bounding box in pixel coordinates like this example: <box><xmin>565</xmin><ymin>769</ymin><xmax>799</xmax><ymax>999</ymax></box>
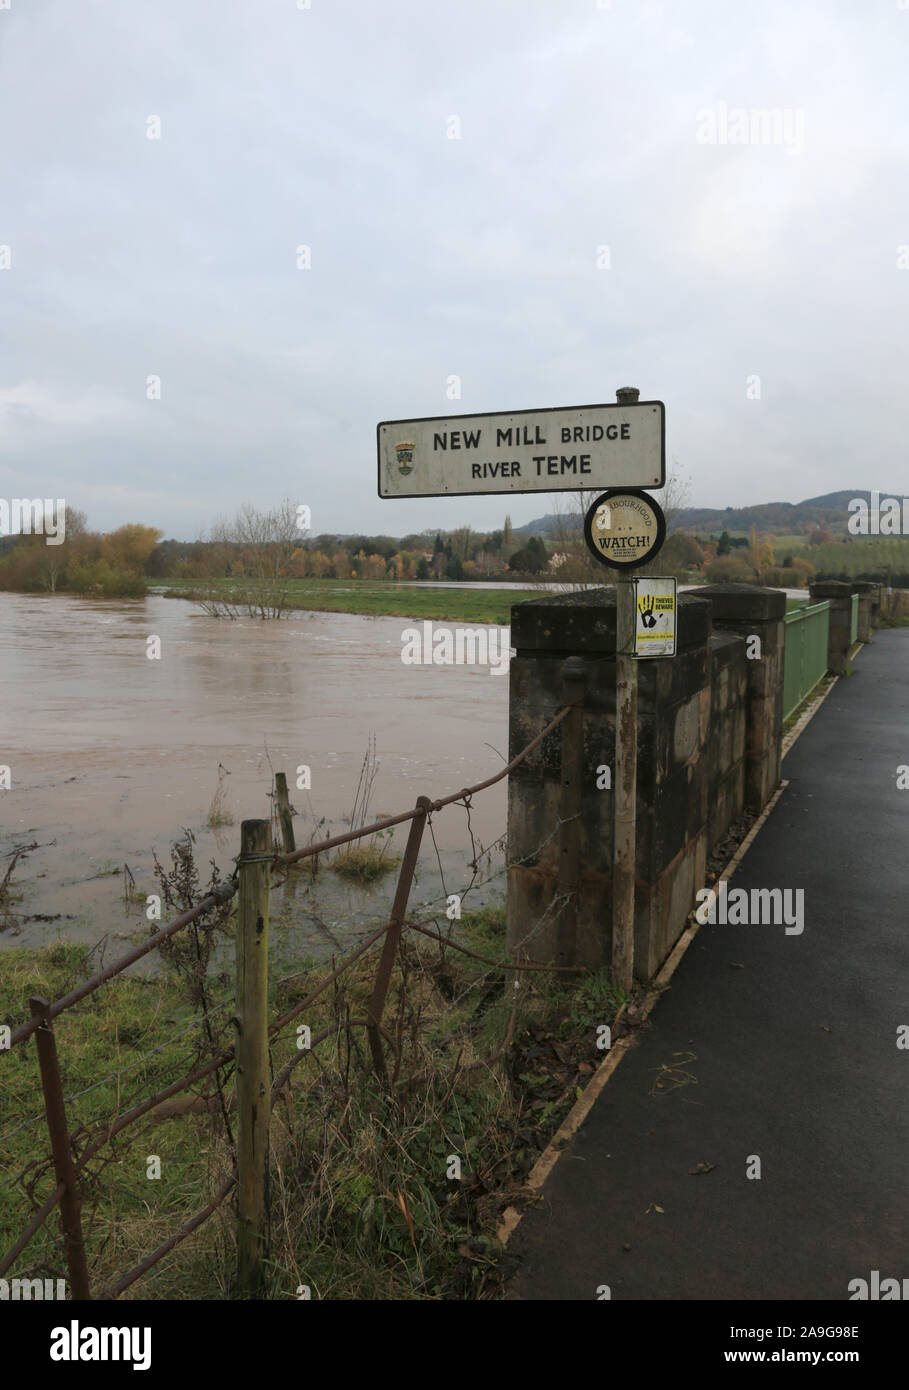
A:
<box><xmin>583</xmin><ymin>488</ymin><xmax>666</xmax><ymax>571</ymax></box>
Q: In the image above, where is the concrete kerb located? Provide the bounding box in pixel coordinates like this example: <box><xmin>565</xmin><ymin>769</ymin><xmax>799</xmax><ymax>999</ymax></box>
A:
<box><xmin>497</xmin><ymin>645</ymin><xmax>856</xmax><ymax>1252</ymax></box>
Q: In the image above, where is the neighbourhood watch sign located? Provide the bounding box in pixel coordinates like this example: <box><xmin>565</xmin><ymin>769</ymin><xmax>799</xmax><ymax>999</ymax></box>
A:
<box><xmin>583</xmin><ymin>489</ymin><xmax>666</xmax><ymax>570</ymax></box>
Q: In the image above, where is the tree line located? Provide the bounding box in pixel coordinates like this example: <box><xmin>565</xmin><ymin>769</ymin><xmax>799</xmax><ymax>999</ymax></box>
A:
<box><xmin>3</xmin><ymin>502</ymin><xmax>909</xmax><ymax>601</ymax></box>
<box><xmin>0</xmin><ymin>515</ymin><xmax>162</xmax><ymax>597</ymax></box>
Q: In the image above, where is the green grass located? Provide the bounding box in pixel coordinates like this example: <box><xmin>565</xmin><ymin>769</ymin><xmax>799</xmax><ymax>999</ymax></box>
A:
<box><xmin>783</xmin><ymin>536</ymin><xmax>909</xmax><ymax>578</ymax></box>
<box><xmin>0</xmin><ymin>907</ymin><xmax>627</xmax><ymax>1300</ymax></box>
<box><xmin>782</xmin><ymin>675</ymin><xmax>835</xmax><ymax>735</ymax></box>
<box><xmin>161</xmin><ymin>577</ymin><xmax>544</xmax><ymax>626</ymax></box>
<box><xmin>0</xmin><ymin>941</ymin><xmax>234</xmax><ymax>1299</ymax></box>
<box><xmin>768</xmin><ymin>533</ymin><xmax>812</xmax><ymax>550</ymax></box>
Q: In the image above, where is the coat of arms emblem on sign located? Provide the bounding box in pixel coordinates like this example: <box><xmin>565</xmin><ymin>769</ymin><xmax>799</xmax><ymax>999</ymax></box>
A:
<box><xmin>395</xmin><ymin>441</ymin><xmax>415</xmax><ymax>475</ymax></box>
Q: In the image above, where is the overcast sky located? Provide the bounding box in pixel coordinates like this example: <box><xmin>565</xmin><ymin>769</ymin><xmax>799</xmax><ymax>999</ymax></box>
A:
<box><xmin>2</xmin><ymin>0</ymin><xmax>907</xmax><ymax>540</ymax></box>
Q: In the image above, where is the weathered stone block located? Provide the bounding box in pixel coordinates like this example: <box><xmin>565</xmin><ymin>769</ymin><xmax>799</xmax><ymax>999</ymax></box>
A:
<box><xmin>506</xmin><ymin>583</ymin><xmax>775</xmax><ymax>981</ymax></box>
<box><xmin>699</xmin><ymin>585</ymin><xmax>785</xmax><ymax>811</ymax></box>
<box><xmin>809</xmin><ymin>581</ymin><xmax>853</xmax><ymax>675</ymax></box>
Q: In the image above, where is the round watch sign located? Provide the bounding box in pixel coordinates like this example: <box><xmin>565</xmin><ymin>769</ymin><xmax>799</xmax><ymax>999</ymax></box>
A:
<box><xmin>583</xmin><ymin>489</ymin><xmax>665</xmax><ymax>570</ymax></box>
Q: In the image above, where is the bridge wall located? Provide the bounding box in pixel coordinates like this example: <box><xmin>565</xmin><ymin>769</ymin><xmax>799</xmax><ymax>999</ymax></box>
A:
<box><xmin>506</xmin><ymin>584</ymin><xmax>784</xmax><ymax>980</ymax></box>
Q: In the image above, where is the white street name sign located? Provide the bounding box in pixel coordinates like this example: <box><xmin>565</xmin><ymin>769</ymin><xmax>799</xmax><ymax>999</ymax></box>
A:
<box><xmin>377</xmin><ymin>401</ymin><xmax>665</xmax><ymax>498</ymax></box>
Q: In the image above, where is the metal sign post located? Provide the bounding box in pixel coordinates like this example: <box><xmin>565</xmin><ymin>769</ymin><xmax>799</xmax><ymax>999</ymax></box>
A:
<box><xmin>378</xmin><ymin>385</ymin><xmax>669</xmax><ymax>994</ymax></box>
<box><xmin>613</xmin><ymin>561</ymin><xmax>638</xmax><ymax>995</ymax></box>
<box><xmin>581</xmin><ymin>389</ymin><xmax>668</xmax><ymax>993</ymax></box>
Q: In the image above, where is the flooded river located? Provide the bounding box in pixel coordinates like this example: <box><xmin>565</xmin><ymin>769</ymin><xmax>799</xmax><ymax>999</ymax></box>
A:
<box><xmin>0</xmin><ymin>594</ymin><xmax>512</xmax><ymax>966</ymax></box>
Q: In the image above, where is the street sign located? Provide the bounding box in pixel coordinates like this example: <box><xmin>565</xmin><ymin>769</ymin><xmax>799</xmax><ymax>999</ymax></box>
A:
<box><xmin>633</xmin><ymin>577</ymin><xmax>677</xmax><ymax>657</ymax></box>
<box><xmin>377</xmin><ymin>401</ymin><xmax>665</xmax><ymax>498</ymax></box>
<box><xmin>583</xmin><ymin>488</ymin><xmax>666</xmax><ymax>570</ymax></box>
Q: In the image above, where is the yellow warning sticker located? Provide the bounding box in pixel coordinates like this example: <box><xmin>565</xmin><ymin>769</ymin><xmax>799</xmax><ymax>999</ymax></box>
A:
<box><xmin>633</xmin><ymin>577</ymin><xmax>677</xmax><ymax>657</ymax></box>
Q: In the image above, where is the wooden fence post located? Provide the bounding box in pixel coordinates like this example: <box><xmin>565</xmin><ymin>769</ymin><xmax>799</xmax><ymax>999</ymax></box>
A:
<box><xmin>274</xmin><ymin>773</ymin><xmax>295</xmax><ymax>855</ymax></box>
<box><xmin>28</xmin><ymin>996</ymin><xmax>92</xmax><ymax>1300</ymax></box>
<box><xmin>366</xmin><ymin>797</ymin><xmax>431</xmax><ymax>1084</ymax></box>
<box><xmin>236</xmin><ymin>819</ymin><xmax>271</xmax><ymax>1296</ymax></box>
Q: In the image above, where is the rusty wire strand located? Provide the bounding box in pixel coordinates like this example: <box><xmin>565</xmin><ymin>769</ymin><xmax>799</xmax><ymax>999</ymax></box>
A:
<box><xmin>66</xmin><ymin>820</ymin><xmax>577</xmax><ymax>1187</ymax></box>
<box><xmin>0</xmin><ymin>993</ymin><xmax>237</xmax><ymax>1146</ymax></box>
<box><xmin>99</xmin><ymin>1169</ymin><xmax>238</xmax><ymax>1300</ymax></box>
<box><xmin>2</xmin><ymin>704</ymin><xmax>573</xmax><ymax>1290</ymax></box>
<box><xmin>5</xmin><ymin>705</ymin><xmax>568</xmax><ymax>1053</ymax></box>
<box><xmin>0</xmin><ymin>1181</ymin><xmax>66</xmax><ymax>1279</ymax></box>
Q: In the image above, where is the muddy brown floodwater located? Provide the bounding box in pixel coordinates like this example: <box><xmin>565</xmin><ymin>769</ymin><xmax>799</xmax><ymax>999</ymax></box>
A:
<box><xmin>0</xmin><ymin>593</ymin><xmax>512</xmax><ymax>971</ymax></box>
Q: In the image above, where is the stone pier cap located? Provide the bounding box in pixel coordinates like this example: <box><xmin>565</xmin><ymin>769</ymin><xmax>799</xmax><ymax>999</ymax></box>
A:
<box><xmin>511</xmin><ymin>586</ymin><xmax>712</xmax><ymax>654</ymax></box>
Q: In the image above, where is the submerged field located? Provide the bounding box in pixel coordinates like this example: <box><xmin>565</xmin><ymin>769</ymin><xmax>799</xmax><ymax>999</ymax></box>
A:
<box><xmin>160</xmin><ymin>577</ymin><xmax>546</xmax><ymax>625</ymax></box>
<box><xmin>0</xmin><ymin>593</ymin><xmax>514</xmax><ymax>954</ymax></box>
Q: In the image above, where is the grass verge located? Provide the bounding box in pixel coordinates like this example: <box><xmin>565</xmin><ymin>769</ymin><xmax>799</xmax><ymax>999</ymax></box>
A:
<box><xmin>0</xmin><ymin>906</ymin><xmax>628</xmax><ymax>1300</ymax></box>
<box><xmin>782</xmin><ymin>674</ymin><xmax>837</xmax><ymax>738</ymax></box>
<box><xmin>161</xmin><ymin>578</ymin><xmax>545</xmax><ymax>626</ymax></box>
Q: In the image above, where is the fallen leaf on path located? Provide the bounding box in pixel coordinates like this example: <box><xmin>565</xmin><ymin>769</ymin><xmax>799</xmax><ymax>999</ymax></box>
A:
<box><xmin>688</xmin><ymin>1161</ymin><xmax>716</xmax><ymax>1175</ymax></box>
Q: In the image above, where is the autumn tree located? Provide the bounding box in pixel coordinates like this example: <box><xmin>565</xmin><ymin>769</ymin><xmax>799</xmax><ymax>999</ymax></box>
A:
<box><xmin>704</xmin><ymin>553</ymin><xmax>756</xmax><ymax>583</ymax></box>
<box><xmin>657</xmin><ymin>532</ymin><xmax>705</xmax><ymax>578</ymax></box>
<box><xmin>363</xmin><ymin>553</ymin><xmax>387</xmax><ymax>580</ymax></box>
<box><xmin>791</xmin><ymin>555</ymin><xmax>816</xmax><ymax>583</ymax></box>
<box><xmin>747</xmin><ymin>525</ymin><xmax>774</xmax><ymax>580</ymax></box>
<box><xmin>103</xmin><ymin>523</ymin><xmax>164</xmax><ymax>575</ymax></box>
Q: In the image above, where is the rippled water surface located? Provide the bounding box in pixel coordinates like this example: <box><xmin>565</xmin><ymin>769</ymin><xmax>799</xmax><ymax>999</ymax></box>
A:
<box><xmin>0</xmin><ymin>594</ymin><xmax>511</xmax><ymax>962</ymax></box>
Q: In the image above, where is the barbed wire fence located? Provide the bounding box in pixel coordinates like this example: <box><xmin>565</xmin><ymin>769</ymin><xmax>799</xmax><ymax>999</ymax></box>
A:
<box><xmin>1</xmin><ymin>691</ymin><xmax>591</xmax><ymax>1300</ymax></box>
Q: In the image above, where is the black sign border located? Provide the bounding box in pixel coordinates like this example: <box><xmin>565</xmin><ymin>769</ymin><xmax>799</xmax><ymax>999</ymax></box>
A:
<box><xmin>583</xmin><ymin>488</ymin><xmax>666</xmax><ymax>571</ymax></box>
<box><xmin>376</xmin><ymin>401</ymin><xmax>666</xmax><ymax>498</ymax></box>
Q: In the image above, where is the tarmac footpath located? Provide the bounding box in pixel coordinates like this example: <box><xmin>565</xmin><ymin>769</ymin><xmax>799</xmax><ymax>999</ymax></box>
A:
<box><xmin>507</xmin><ymin>629</ymin><xmax>909</xmax><ymax>1300</ymax></box>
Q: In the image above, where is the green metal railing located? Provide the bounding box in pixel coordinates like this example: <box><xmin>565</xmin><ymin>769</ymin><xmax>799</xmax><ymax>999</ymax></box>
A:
<box><xmin>783</xmin><ymin>601</ymin><xmax>831</xmax><ymax>720</ymax></box>
<box><xmin>850</xmin><ymin>592</ymin><xmax>859</xmax><ymax>644</ymax></box>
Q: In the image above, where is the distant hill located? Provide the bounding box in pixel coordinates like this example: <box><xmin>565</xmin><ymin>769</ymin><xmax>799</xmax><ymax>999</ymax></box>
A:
<box><xmin>515</xmin><ymin>490</ymin><xmax>907</xmax><ymax>539</ymax></box>
<box><xmin>514</xmin><ymin>512</ymin><xmax>584</xmax><ymax>537</ymax></box>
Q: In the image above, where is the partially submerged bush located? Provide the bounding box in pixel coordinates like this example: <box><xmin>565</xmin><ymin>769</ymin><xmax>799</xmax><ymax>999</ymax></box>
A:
<box><xmin>330</xmin><ymin>841</ymin><xmax>400</xmax><ymax>883</ymax></box>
